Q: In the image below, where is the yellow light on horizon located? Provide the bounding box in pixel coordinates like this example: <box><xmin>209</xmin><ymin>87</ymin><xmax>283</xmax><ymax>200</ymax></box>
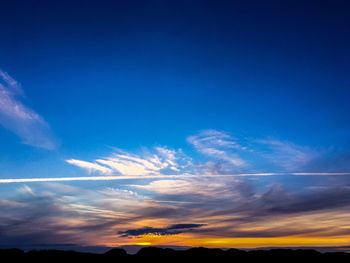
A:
<box><xmin>135</xmin><ymin>242</ymin><xmax>152</xmax><ymax>246</ymax></box>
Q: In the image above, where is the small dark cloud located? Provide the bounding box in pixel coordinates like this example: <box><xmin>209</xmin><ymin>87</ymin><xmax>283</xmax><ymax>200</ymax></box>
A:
<box><xmin>119</xmin><ymin>223</ymin><xmax>206</xmax><ymax>237</ymax></box>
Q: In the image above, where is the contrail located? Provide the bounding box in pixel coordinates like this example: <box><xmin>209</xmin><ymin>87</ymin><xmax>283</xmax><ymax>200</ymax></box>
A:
<box><xmin>0</xmin><ymin>172</ymin><xmax>350</xmax><ymax>184</ymax></box>
<box><xmin>291</xmin><ymin>172</ymin><xmax>350</xmax><ymax>176</ymax></box>
<box><xmin>0</xmin><ymin>173</ymin><xmax>271</xmax><ymax>184</ymax></box>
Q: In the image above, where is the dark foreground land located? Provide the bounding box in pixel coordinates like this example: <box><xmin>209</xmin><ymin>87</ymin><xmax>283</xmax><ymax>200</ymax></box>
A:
<box><xmin>1</xmin><ymin>247</ymin><xmax>350</xmax><ymax>262</ymax></box>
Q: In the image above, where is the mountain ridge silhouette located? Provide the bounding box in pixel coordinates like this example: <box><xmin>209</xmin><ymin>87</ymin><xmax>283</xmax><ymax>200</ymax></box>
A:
<box><xmin>1</xmin><ymin>246</ymin><xmax>350</xmax><ymax>262</ymax></box>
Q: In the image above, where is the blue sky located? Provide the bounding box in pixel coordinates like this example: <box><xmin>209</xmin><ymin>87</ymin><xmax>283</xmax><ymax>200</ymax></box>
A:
<box><xmin>0</xmin><ymin>0</ymin><xmax>350</xmax><ymax>249</ymax></box>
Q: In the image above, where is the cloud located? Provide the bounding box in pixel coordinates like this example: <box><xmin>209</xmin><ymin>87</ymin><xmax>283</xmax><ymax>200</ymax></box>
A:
<box><xmin>17</xmin><ymin>185</ymin><xmax>35</xmax><ymax>196</ymax></box>
<box><xmin>188</xmin><ymin>130</ymin><xmax>245</xmax><ymax>150</ymax></box>
<box><xmin>0</xmin><ymin>70</ymin><xmax>57</xmax><ymax>149</ymax></box>
<box><xmin>132</xmin><ymin>179</ymin><xmax>199</xmax><ymax>195</ymax></box>
<box><xmin>66</xmin><ymin>159</ymin><xmax>112</xmax><ymax>174</ymax></box>
<box><xmin>187</xmin><ymin>130</ymin><xmax>323</xmax><ymax>173</ymax></box>
<box><xmin>66</xmin><ymin>147</ymin><xmax>193</xmax><ymax>176</ymax></box>
<box><xmin>187</xmin><ymin>130</ymin><xmax>247</xmax><ymax>170</ymax></box>
<box><xmin>130</xmin><ymin>177</ymin><xmax>250</xmax><ymax>199</ymax></box>
<box><xmin>258</xmin><ymin>139</ymin><xmax>318</xmax><ymax>171</ymax></box>
<box><xmin>119</xmin><ymin>223</ymin><xmax>206</xmax><ymax>237</ymax></box>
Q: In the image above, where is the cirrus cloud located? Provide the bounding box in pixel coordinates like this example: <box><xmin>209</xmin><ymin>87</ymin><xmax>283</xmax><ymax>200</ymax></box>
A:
<box><xmin>187</xmin><ymin>129</ymin><xmax>247</xmax><ymax>169</ymax></box>
<box><xmin>66</xmin><ymin>147</ymin><xmax>193</xmax><ymax>176</ymax></box>
<box><xmin>0</xmin><ymin>70</ymin><xmax>57</xmax><ymax>149</ymax></box>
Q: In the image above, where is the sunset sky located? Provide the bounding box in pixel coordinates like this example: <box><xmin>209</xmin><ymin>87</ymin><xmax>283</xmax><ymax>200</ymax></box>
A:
<box><xmin>1</xmin><ymin>0</ymin><xmax>350</xmax><ymax>250</ymax></box>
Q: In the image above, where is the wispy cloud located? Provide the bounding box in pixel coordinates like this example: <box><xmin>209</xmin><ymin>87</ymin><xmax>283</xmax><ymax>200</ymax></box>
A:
<box><xmin>0</xmin><ymin>70</ymin><xmax>57</xmax><ymax>149</ymax></box>
<box><xmin>258</xmin><ymin>139</ymin><xmax>318</xmax><ymax>171</ymax></box>
<box><xmin>66</xmin><ymin>159</ymin><xmax>113</xmax><ymax>174</ymax></box>
<box><xmin>187</xmin><ymin>130</ymin><xmax>247</xmax><ymax>170</ymax></box>
<box><xmin>187</xmin><ymin>130</ymin><xmax>323</xmax><ymax>173</ymax></box>
<box><xmin>130</xmin><ymin>177</ymin><xmax>245</xmax><ymax>198</ymax></box>
<box><xmin>67</xmin><ymin>147</ymin><xmax>193</xmax><ymax>176</ymax></box>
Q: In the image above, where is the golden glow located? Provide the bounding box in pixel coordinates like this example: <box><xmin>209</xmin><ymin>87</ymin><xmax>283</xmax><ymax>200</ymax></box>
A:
<box><xmin>127</xmin><ymin>234</ymin><xmax>350</xmax><ymax>248</ymax></box>
<box><xmin>92</xmin><ymin>208</ymin><xmax>350</xmax><ymax>248</ymax></box>
<box><xmin>135</xmin><ymin>242</ymin><xmax>152</xmax><ymax>246</ymax></box>
<box><xmin>200</xmin><ymin>236</ymin><xmax>350</xmax><ymax>247</ymax></box>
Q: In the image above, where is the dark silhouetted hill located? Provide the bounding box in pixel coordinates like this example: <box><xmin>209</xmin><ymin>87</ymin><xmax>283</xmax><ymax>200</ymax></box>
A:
<box><xmin>0</xmin><ymin>246</ymin><xmax>350</xmax><ymax>262</ymax></box>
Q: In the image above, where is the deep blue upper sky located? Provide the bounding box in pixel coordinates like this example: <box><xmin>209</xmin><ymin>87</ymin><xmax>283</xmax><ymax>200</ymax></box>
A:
<box><xmin>0</xmin><ymin>0</ymin><xmax>350</xmax><ymax>177</ymax></box>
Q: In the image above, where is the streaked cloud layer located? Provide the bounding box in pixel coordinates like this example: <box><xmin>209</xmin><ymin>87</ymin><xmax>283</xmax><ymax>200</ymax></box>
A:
<box><xmin>1</xmin><ymin>172</ymin><xmax>350</xmax><ymax>248</ymax></box>
<box><xmin>0</xmin><ymin>128</ymin><xmax>349</xmax><ymax>248</ymax></box>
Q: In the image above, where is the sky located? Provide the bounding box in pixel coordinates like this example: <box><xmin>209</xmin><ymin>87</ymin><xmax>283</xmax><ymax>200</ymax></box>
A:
<box><xmin>1</xmin><ymin>0</ymin><xmax>350</xmax><ymax>250</ymax></box>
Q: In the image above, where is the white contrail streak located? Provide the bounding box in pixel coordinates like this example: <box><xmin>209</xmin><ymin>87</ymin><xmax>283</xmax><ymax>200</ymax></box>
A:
<box><xmin>0</xmin><ymin>172</ymin><xmax>349</xmax><ymax>184</ymax></box>
<box><xmin>0</xmin><ymin>175</ymin><xmax>172</xmax><ymax>184</ymax></box>
<box><xmin>291</xmin><ymin>172</ymin><xmax>350</xmax><ymax>176</ymax></box>
<box><xmin>0</xmin><ymin>173</ymin><xmax>271</xmax><ymax>184</ymax></box>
